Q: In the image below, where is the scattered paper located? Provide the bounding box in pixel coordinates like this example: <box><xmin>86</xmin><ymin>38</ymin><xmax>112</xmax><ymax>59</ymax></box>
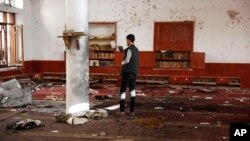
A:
<box><xmin>205</xmin><ymin>97</ymin><xmax>213</xmax><ymax>100</ymax></box>
<box><xmin>67</xmin><ymin>117</ymin><xmax>88</xmax><ymax>125</ymax></box>
<box><xmin>104</xmin><ymin>104</ymin><xmax>120</xmax><ymax>111</ymax></box>
<box><xmin>154</xmin><ymin>107</ymin><xmax>164</xmax><ymax>110</ymax></box>
<box><xmin>200</xmin><ymin>122</ymin><xmax>210</xmax><ymax>125</ymax></box>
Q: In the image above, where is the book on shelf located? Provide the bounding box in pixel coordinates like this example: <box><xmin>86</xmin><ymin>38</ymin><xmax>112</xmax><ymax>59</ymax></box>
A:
<box><xmin>90</xmin><ymin>60</ymin><xmax>99</xmax><ymax>67</ymax></box>
<box><xmin>89</xmin><ymin>44</ymin><xmax>115</xmax><ymax>51</ymax></box>
<box><xmin>157</xmin><ymin>61</ymin><xmax>189</xmax><ymax>69</ymax></box>
<box><xmin>156</xmin><ymin>52</ymin><xmax>190</xmax><ymax>60</ymax></box>
<box><xmin>89</xmin><ymin>52</ymin><xmax>115</xmax><ymax>60</ymax></box>
<box><xmin>99</xmin><ymin>61</ymin><xmax>113</xmax><ymax>67</ymax></box>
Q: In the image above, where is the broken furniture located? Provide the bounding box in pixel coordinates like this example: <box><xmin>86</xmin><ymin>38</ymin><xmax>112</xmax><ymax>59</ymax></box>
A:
<box><xmin>192</xmin><ymin>77</ymin><xmax>241</xmax><ymax>87</ymax></box>
<box><xmin>192</xmin><ymin>77</ymin><xmax>217</xmax><ymax>86</ymax></box>
<box><xmin>58</xmin><ymin>30</ymin><xmax>86</xmax><ymax>50</ymax></box>
<box><xmin>42</xmin><ymin>72</ymin><xmax>66</xmax><ymax>82</ymax></box>
<box><xmin>0</xmin><ymin>79</ymin><xmax>32</xmax><ymax>108</ymax></box>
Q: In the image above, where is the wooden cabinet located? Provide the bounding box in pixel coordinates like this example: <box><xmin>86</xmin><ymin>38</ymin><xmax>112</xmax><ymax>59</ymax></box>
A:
<box><xmin>154</xmin><ymin>23</ymin><xmax>174</xmax><ymax>50</ymax></box>
<box><xmin>190</xmin><ymin>52</ymin><xmax>205</xmax><ymax>69</ymax></box>
<box><xmin>114</xmin><ymin>52</ymin><xmax>123</xmax><ymax>67</ymax></box>
<box><xmin>155</xmin><ymin>51</ymin><xmax>190</xmax><ymax>69</ymax></box>
<box><xmin>154</xmin><ymin>21</ymin><xmax>204</xmax><ymax>69</ymax></box>
<box><xmin>89</xmin><ymin>22</ymin><xmax>116</xmax><ymax>67</ymax></box>
<box><xmin>139</xmin><ymin>52</ymin><xmax>155</xmax><ymax>67</ymax></box>
<box><xmin>154</xmin><ymin>22</ymin><xmax>193</xmax><ymax>51</ymax></box>
<box><xmin>174</xmin><ymin>22</ymin><xmax>193</xmax><ymax>51</ymax></box>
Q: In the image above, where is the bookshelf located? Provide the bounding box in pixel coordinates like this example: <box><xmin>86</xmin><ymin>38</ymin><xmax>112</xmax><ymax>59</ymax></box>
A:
<box><xmin>153</xmin><ymin>21</ymin><xmax>200</xmax><ymax>69</ymax></box>
<box><xmin>89</xmin><ymin>22</ymin><xmax>116</xmax><ymax>67</ymax></box>
<box><xmin>155</xmin><ymin>51</ymin><xmax>190</xmax><ymax>69</ymax></box>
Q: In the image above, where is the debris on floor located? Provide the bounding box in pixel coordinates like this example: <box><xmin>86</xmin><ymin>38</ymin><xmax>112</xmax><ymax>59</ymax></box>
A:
<box><xmin>154</xmin><ymin>107</ymin><xmax>164</xmax><ymax>110</ymax></box>
<box><xmin>85</xmin><ymin>109</ymin><xmax>108</xmax><ymax>120</ymax></box>
<box><xmin>1</xmin><ymin>79</ymin><xmax>21</xmax><ymax>90</ymax></box>
<box><xmin>89</xmin><ymin>88</ymin><xmax>99</xmax><ymax>95</ymax></box>
<box><xmin>222</xmin><ymin>136</ymin><xmax>227</xmax><ymax>140</ymax></box>
<box><xmin>153</xmin><ymin>98</ymin><xmax>165</xmax><ymax>102</ymax></box>
<box><xmin>45</xmin><ymin>93</ymin><xmax>64</xmax><ymax>101</ymax></box>
<box><xmin>104</xmin><ymin>104</ymin><xmax>120</xmax><ymax>111</ymax></box>
<box><xmin>0</xmin><ymin>79</ymin><xmax>32</xmax><ymax>107</ymax></box>
<box><xmin>0</xmin><ymin>108</ymin><xmax>28</xmax><ymax>121</ymax></box>
<box><xmin>189</xmin><ymin>96</ymin><xmax>197</xmax><ymax>101</ymax></box>
<box><xmin>100</xmin><ymin>132</ymin><xmax>107</xmax><ymax>136</ymax></box>
<box><xmin>235</xmin><ymin>97</ymin><xmax>248</xmax><ymax>102</ymax></box>
<box><xmin>53</xmin><ymin>113</ymin><xmax>71</xmax><ymax>123</ymax></box>
<box><xmin>53</xmin><ymin>109</ymin><xmax>108</xmax><ymax>125</ymax></box>
<box><xmin>0</xmin><ymin>84</ymin><xmax>249</xmax><ymax>140</ymax></box>
<box><xmin>205</xmin><ymin>96</ymin><xmax>213</xmax><ymax>100</ymax></box>
<box><xmin>92</xmin><ymin>132</ymin><xmax>107</xmax><ymax>137</ymax></box>
<box><xmin>136</xmin><ymin>90</ymin><xmax>147</xmax><ymax>96</ymax></box>
<box><xmin>67</xmin><ymin>117</ymin><xmax>89</xmax><ymax>125</ymax></box>
<box><xmin>6</xmin><ymin>118</ymin><xmax>44</xmax><ymax>133</ymax></box>
<box><xmin>200</xmin><ymin>122</ymin><xmax>210</xmax><ymax>125</ymax></box>
<box><xmin>168</xmin><ymin>86</ymin><xmax>184</xmax><ymax>94</ymax></box>
<box><xmin>54</xmin><ymin>114</ymin><xmax>89</xmax><ymax>125</ymax></box>
<box><xmin>196</xmin><ymin>87</ymin><xmax>217</xmax><ymax>93</ymax></box>
<box><xmin>134</xmin><ymin>117</ymin><xmax>166</xmax><ymax>129</ymax></box>
<box><xmin>94</xmin><ymin>95</ymin><xmax>113</xmax><ymax>100</ymax></box>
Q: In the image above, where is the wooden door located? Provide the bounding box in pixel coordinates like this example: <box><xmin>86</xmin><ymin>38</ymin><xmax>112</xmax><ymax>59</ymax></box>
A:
<box><xmin>114</xmin><ymin>52</ymin><xmax>123</xmax><ymax>66</ymax></box>
<box><xmin>139</xmin><ymin>52</ymin><xmax>155</xmax><ymax>67</ymax></box>
<box><xmin>154</xmin><ymin>23</ymin><xmax>174</xmax><ymax>51</ymax></box>
<box><xmin>190</xmin><ymin>52</ymin><xmax>205</xmax><ymax>69</ymax></box>
<box><xmin>174</xmin><ymin>22</ymin><xmax>193</xmax><ymax>51</ymax></box>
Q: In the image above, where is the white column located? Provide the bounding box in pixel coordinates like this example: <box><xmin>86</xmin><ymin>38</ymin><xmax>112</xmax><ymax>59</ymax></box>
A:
<box><xmin>65</xmin><ymin>0</ymin><xmax>89</xmax><ymax>116</ymax></box>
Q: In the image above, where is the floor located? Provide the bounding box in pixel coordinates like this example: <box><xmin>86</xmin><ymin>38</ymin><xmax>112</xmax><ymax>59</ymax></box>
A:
<box><xmin>0</xmin><ymin>84</ymin><xmax>249</xmax><ymax>141</ymax></box>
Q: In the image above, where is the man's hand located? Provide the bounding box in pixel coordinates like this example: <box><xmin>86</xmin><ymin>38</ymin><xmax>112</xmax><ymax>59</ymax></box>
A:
<box><xmin>121</xmin><ymin>61</ymin><xmax>126</xmax><ymax>65</ymax></box>
<box><xmin>118</xmin><ymin>46</ymin><xmax>124</xmax><ymax>52</ymax></box>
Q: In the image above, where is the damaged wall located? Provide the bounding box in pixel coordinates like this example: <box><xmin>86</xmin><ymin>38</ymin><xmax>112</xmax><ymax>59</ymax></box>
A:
<box><xmin>89</xmin><ymin>0</ymin><xmax>250</xmax><ymax>63</ymax></box>
<box><xmin>24</xmin><ymin>0</ymin><xmax>250</xmax><ymax>63</ymax></box>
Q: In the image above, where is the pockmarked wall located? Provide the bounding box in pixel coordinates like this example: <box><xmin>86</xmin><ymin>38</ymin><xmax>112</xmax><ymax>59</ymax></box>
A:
<box><xmin>89</xmin><ymin>0</ymin><xmax>250</xmax><ymax>63</ymax></box>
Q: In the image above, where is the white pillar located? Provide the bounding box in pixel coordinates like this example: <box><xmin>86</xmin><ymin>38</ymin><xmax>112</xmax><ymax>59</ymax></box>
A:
<box><xmin>65</xmin><ymin>0</ymin><xmax>89</xmax><ymax>116</ymax></box>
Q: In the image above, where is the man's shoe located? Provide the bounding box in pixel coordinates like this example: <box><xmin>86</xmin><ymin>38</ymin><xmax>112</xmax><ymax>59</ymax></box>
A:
<box><xmin>129</xmin><ymin>112</ymin><xmax>135</xmax><ymax>116</ymax></box>
<box><xmin>116</xmin><ymin>111</ymin><xmax>125</xmax><ymax>116</ymax></box>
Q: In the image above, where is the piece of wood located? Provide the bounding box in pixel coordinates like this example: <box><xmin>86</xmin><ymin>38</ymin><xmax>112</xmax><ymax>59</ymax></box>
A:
<box><xmin>57</xmin><ymin>33</ymin><xmax>87</xmax><ymax>38</ymax></box>
<box><xmin>139</xmin><ymin>51</ymin><xmax>155</xmax><ymax>67</ymax></box>
<box><xmin>0</xmin><ymin>108</ymin><xmax>27</xmax><ymax>121</ymax></box>
<box><xmin>10</xmin><ymin>25</ymin><xmax>16</xmax><ymax>65</ymax></box>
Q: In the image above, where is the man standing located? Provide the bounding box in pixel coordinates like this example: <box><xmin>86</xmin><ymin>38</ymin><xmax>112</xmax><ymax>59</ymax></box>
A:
<box><xmin>119</xmin><ymin>34</ymin><xmax>139</xmax><ymax>116</ymax></box>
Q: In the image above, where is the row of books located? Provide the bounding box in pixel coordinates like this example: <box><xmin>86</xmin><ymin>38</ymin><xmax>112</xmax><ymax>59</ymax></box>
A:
<box><xmin>89</xmin><ymin>60</ymin><xmax>114</xmax><ymax>67</ymax></box>
<box><xmin>156</xmin><ymin>61</ymin><xmax>190</xmax><ymax>68</ymax></box>
<box><xmin>89</xmin><ymin>52</ymin><xmax>115</xmax><ymax>59</ymax></box>
<box><xmin>156</xmin><ymin>52</ymin><xmax>190</xmax><ymax>60</ymax></box>
<box><xmin>89</xmin><ymin>44</ymin><xmax>115</xmax><ymax>51</ymax></box>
